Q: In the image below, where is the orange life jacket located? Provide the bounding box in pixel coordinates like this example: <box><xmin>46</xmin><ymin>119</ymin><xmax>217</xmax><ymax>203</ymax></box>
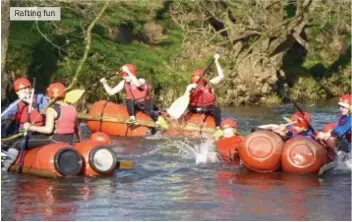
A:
<box><xmin>215</xmin><ymin>135</ymin><xmax>243</xmax><ymax>162</ymax></box>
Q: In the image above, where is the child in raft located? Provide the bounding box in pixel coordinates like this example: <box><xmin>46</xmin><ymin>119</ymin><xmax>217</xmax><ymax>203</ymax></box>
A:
<box><xmin>2</xmin><ymin>82</ymin><xmax>81</xmax><ymax>172</ymax></box>
<box><xmin>214</xmin><ymin>119</ymin><xmax>243</xmax><ymax>163</ymax></box>
<box><xmin>271</xmin><ymin>111</ymin><xmax>315</xmax><ymax>140</ymax></box>
<box><xmin>317</xmin><ymin>94</ymin><xmax>351</xmax><ymax>155</ymax></box>
<box><xmin>100</xmin><ymin>64</ymin><xmax>168</xmax><ymax>130</ymax></box>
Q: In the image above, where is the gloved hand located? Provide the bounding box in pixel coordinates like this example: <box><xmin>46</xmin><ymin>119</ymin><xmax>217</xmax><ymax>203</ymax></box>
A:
<box><xmin>100</xmin><ymin>77</ymin><xmax>107</xmax><ymax>84</ymax></box>
<box><xmin>185</xmin><ymin>83</ymin><xmax>197</xmax><ymax>94</ymax></box>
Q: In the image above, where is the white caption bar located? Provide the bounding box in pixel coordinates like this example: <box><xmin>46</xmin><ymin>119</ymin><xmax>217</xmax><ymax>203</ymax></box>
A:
<box><xmin>10</xmin><ymin>7</ymin><xmax>61</xmax><ymax>21</ymax></box>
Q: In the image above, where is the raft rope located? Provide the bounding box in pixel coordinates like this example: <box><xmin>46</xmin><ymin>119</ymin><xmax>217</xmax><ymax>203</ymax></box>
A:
<box><xmin>99</xmin><ymin>101</ymin><xmax>109</xmax><ymax>132</ymax></box>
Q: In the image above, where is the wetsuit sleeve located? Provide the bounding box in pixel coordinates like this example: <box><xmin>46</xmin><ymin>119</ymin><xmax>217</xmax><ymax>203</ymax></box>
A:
<box><xmin>1</xmin><ymin>100</ymin><xmax>20</xmax><ymax>121</ymax></box>
<box><xmin>331</xmin><ymin>115</ymin><xmax>352</xmax><ymax>137</ymax></box>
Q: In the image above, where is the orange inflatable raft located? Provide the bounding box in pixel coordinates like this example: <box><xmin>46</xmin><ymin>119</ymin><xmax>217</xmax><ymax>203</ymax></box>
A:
<box><xmin>8</xmin><ymin>133</ymin><xmax>132</xmax><ymax>178</ymax></box>
<box><xmin>81</xmin><ymin>100</ymin><xmax>216</xmax><ymax>137</ymax></box>
<box><xmin>215</xmin><ymin>135</ymin><xmax>243</xmax><ymax>163</ymax></box>
<box><xmin>9</xmin><ymin>143</ymin><xmax>83</xmax><ymax>178</ymax></box>
<box><xmin>85</xmin><ymin>100</ymin><xmax>153</xmax><ymax>137</ymax></box>
<box><xmin>281</xmin><ymin>136</ymin><xmax>328</xmax><ymax>174</ymax></box>
<box><xmin>239</xmin><ymin>130</ymin><xmax>284</xmax><ymax>173</ymax></box>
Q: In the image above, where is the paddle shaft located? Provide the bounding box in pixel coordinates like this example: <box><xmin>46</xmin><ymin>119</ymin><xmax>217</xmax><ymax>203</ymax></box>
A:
<box><xmin>17</xmin><ymin>78</ymin><xmax>36</xmax><ymax>173</ymax></box>
<box><xmin>280</xmin><ymin>91</ymin><xmax>317</xmax><ymax>134</ymax></box>
<box><xmin>1</xmin><ymin>99</ymin><xmax>21</xmax><ymax>118</ymax></box>
<box><xmin>78</xmin><ymin>113</ymin><xmax>215</xmax><ymax>133</ymax></box>
<box><xmin>195</xmin><ymin>58</ymin><xmax>215</xmax><ymax>83</ymax></box>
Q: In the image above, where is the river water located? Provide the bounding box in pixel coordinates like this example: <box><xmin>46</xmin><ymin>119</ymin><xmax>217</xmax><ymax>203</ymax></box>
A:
<box><xmin>1</xmin><ymin>101</ymin><xmax>351</xmax><ymax>220</ymax></box>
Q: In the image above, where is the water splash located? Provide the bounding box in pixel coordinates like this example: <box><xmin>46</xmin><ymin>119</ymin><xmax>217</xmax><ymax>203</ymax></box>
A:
<box><xmin>164</xmin><ymin>138</ymin><xmax>220</xmax><ymax>164</ymax></box>
<box><xmin>335</xmin><ymin>152</ymin><xmax>352</xmax><ymax>171</ymax></box>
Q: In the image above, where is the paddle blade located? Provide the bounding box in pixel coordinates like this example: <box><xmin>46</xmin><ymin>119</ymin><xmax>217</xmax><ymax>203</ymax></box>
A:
<box><xmin>282</xmin><ymin>116</ymin><xmax>292</xmax><ymax>123</ymax></box>
<box><xmin>167</xmin><ymin>94</ymin><xmax>190</xmax><ymax>119</ymax></box>
<box><xmin>65</xmin><ymin>89</ymin><xmax>85</xmax><ymax>104</ymax></box>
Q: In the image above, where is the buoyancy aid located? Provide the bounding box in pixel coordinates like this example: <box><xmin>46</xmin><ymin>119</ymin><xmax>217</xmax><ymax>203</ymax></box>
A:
<box><xmin>189</xmin><ymin>84</ymin><xmax>215</xmax><ymax>108</ymax></box>
<box><xmin>124</xmin><ymin>82</ymin><xmax>152</xmax><ymax>103</ymax></box>
<box><xmin>14</xmin><ymin>101</ymin><xmax>44</xmax><ymax>126</ymax></box>
<box><xmin>53</xmin><ymin>104</ymin><xmax>77</xmax><ymax>135</ymax></box>
<box><xmin>215</xmin><ymin>135</ymin><xmax>243</xmax><ymax>162</ymax></box>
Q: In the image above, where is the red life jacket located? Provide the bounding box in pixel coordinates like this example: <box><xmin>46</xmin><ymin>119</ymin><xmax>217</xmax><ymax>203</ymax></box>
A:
<box><xmin>215</xmin><ymin>135</ymin><xmax>243</xmax><ymax>162</ymax></box>
<box><xmin>54</xmin><ymin>104</ymin><xmax>77</xmax><ymax>135</ymax></box>
<box><xmin>124</xmin><ymin>82</ymin><xmax>152</xmax><ymax>103</ymax></box>
<box><xmin>14</xmin><ymin>101</ymin><xmax>44</xmax><ymax>127</ymax></box>
<box><xmin>189</xmin><ymin>83</ymin><xmax>215</xmax><ymax>108</ymax></box>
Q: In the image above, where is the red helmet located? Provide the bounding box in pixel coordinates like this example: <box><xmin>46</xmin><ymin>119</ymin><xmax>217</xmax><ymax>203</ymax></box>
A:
<box><xmin>13</xmin><ymin>77</ymin><xmax>31</xmax><ymax>92</ymax></box>
<box><xmin>192</xmin><ymin>69</ymin><xmax>204</xmax><ymax>77</ymax></box>
<box><xmin>291</xmin><ymin>112</ymin><xmax>312</xmax><ymax>129</ymax></box>
<box><xmin>47</xmin><ymin>82</ymin><xmax>66</xmax><ymax>99</ymax></box>
<box><xmin>191</xmin><ymin>69</ymin><xmax>206</xmax><ymax>85</ymax></box>
<box><xmin>119</xmin><ymin>64</ymin><xmax>137</xmax><ymax>76</ymax></box>
<box><xmin>190</xmin><ymin>76</ymin><xmax>206</xmax><ymax>86</ymax></box>
<box><xmin>220</xmin><ymin>119</ymin><xmax>237</xmax><ymax>129</ymax></box>
<box><xmin>338</xmin><ymin>94</ymin><xmax>352</xmax><ymax>109</ymax></box>
<box><xmin>323</xmin><ymin>122</ymin><xmax>337</xmax><ymax>133</ymax></box>
<box><xmin>90</xmin><ymin>132</ymin><xmax>111</xmax><ymax>145</ymax></box>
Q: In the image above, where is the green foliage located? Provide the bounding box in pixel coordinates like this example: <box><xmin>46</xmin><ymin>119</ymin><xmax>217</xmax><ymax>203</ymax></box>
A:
<box><xmin>4</xmin><ymin>0</ymin><xmax>351</xmax><ymax>107</ymax></box>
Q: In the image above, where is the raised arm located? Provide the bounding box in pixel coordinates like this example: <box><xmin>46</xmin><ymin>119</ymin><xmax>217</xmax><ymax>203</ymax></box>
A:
<box><xmin>209</xmin><ymin>54</ymin><xmax>224</xmax><ymax>85</ymax></box>
<box><xmin>121</xmin><ymin>65</ymin><xmax>146</xmax><ymax>88</ymax></box>
<box><xmin>100</xmin><ymin>79</ymin><xmax>125</xmax><ymax>96</ymax></box>
<box><xmin>26</xmin><ymin>107</ymin><xmax>56</xmax><ymax>134</ymax></box>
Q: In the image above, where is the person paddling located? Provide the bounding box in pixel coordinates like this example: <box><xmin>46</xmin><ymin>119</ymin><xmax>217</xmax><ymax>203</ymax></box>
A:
<box><xmin>100</xmin><ymin>64</ymin><xmax>168</xmax><ymax>129</ymax></box>
<box><xmin>317</xmin><ymin>94</ymin><xmax>351</xmax><ymax>153</ymax></box>
<box><xmin>1</xmin><ymin>77</ymin><xmax>48</xmax><ymax>137</ymax></box>
<box><xmin>182</xmin><ymin>54</ymin><xmax>224</xmax><ymax>131</ymax></box>
<box><xmin>272</xmin><ymin>111</ymin><xmax>315</xmax><ymax>140</ymax></box>
<box><xmin>2</xmin><ymin>82</ymin><xmax>81</xmax><ymax>172</ymax></box>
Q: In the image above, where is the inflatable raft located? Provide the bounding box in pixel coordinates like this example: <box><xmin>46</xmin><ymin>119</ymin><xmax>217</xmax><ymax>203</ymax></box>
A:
<box><xmin>238</xmin><ymin>130</ymin><xmax>333</xmax><ymax>174</ymax></box>
<box><xmin>7</xmin><ymin>133</ymin><xmax>133</xmax><ymax>178</ymax></box>
<box><xmin>79</xmin><ymin>100</ymin><xmax>216</xmax><ymax>137</ymax></box>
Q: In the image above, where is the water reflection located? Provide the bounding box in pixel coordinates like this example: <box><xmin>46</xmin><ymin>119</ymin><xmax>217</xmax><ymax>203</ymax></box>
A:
<box><xmin>213</xmin><ymin>170</ymin><xmax>322</xmax><ymax>220</ymax></box>
<box><xmin>7</xmin><ymin>177</ymin><xmax>82</xmax><ymax>220</ymax></box>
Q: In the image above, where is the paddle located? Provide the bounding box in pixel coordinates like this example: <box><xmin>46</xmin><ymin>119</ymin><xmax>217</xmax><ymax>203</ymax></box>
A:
<box><xmin>1</xmin><ymin>99</ymin><xmax>21</xmax><ymax>118</ymax></box>
<box><xmin>1</xmin><ymin>89</ymin><xmax>86</xmax><ymax>143</ymax></box>
<box><xmin>17</xmin><ymin>78</ymin><xmax>36</xmax><ymax>173</ymax></box>
<box><xmin>280</xmin><ymin>90</ymin><xmax>317</xmax><ymax>134</ymax></box>
<box><xmin>167</xmin><ymin>58</ymin><xmax>216</xmax><ymax>119</ymax></box>
<box><xmin>256</xmin><ymin>121</ymin><xmax>298</xmax><ymax>130</ymax></box>
<box><xmin>77</xmin><ymin>113</ymin><xmax>216</xmax><ymax>133</ymax></box>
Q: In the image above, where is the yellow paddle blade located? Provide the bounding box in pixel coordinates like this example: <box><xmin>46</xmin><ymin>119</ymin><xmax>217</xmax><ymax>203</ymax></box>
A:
<box><xmin>167</xmin><ymin>94</ymin><xmax>190</xmax><ymax>119</ymax></box>
<box><xmin>64</xmin><ymin>89</ymin><xmax>85</xmax><ymax>104</ymax></box>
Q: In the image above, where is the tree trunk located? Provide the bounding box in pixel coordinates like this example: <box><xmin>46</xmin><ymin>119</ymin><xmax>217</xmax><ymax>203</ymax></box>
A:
<box><xmin>1</xmin><ymin>0</ymin><xmax>11</xmax><ymax>102</ymax></box>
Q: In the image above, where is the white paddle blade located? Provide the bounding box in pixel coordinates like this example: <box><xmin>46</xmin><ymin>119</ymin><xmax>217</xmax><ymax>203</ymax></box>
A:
<box><xmin>167</xmin><ymin>95</ymin><xmax>190</xmax><ymax>119</ymax></box>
